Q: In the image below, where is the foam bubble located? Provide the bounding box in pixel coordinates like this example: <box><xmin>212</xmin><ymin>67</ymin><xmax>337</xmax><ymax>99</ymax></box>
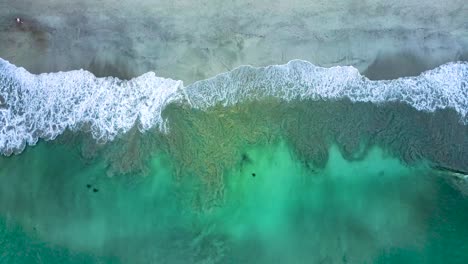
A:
<box><xmin>1</xmin><ymin>58</ymin><xmax>467</xmax><ymax>155</ymax></box>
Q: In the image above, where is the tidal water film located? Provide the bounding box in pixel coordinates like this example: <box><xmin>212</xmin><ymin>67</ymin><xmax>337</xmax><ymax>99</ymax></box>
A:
<box><xmin>0</xmin><ymin>1</ymin><xmax>467</xmax><ymax>263</ymax></box>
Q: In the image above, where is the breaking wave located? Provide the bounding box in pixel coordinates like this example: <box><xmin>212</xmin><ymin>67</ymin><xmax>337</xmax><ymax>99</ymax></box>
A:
<box><xmin>1</xmin><ymin>58</ymin><xmax>467</xmax><ymax>155</ymax></box>
<box><xmin>0</xmin><ymin>58</ymin><xmax>184</xmax><ymax>155</ymax></box>
<box><xmin>187</xmin><ymin>60</ymin><xmax>468</xmax><ymax>112</ymax></box>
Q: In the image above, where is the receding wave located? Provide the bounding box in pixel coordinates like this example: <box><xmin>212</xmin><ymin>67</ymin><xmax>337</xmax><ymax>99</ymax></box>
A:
<box><xmin>1</xmin><ymin>58</ymin><xmax>467</xmax><ymax>155</ymax></box>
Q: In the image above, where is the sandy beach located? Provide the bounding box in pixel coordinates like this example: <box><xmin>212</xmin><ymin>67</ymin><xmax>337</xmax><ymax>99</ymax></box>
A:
<box><xmin>1</xmin><ymin>0</ymin><xmax>467</xmax><ymax>83</ymax></box>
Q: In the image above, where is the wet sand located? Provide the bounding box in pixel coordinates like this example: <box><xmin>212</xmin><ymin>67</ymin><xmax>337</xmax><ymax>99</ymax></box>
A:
<box><xmin>1</xmin><ymin>0</ymin><xmax>467</xmax><ymax>82</ymax></box>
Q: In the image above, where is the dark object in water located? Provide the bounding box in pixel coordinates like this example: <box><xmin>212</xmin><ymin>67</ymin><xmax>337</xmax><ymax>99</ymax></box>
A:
<box><xmin>86</xmin><ymin>184</ymin><xmax>91</xmax><ymax>188</ymax></box>
<box><xmin>252</xmin><ymin>173</ymin><xmax>256</xmax><ymax>177</ymax></box>
<box><xmin>241</xmin><ymin>153</ymin><xmax>252</xmax><ymax>164</ymax></box>
<box><xmin>93</xmin><ymin>188</ymin><xmax>99</xmax><ymax>193</ymax></box>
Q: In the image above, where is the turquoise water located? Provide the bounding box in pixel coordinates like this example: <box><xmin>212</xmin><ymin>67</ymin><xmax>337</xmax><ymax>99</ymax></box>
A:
<box><xmin>1</xmin><ymin>135</ymin><xmax>467</xmax><ymax>263</ymax></box>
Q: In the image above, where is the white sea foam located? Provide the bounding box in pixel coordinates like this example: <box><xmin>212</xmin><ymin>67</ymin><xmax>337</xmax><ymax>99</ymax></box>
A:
<box><xmin>0</xmin><ymin>58</ymin><xmax>183</xmax><ymax>155</ymax></box>
<box><xmin>1</xmin><ymin>58</ymin><xmax>467</xmax><ymax>155</ymax></box>
<box><xmin>186</xmin><ymin>60</ymin><xmax>468</xmax><ymax>118</ymax></box>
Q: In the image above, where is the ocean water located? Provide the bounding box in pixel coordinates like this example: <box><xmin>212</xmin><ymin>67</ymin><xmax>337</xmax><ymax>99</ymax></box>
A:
<box><xmin>0</xmin><ymin>60</ymin><xmax>467</xmax><ymax>262</ymax></box>
<box><xmin>1</xmin><ymin>132</ymin><xmax>467</xmax><ymax>264</ymax></box>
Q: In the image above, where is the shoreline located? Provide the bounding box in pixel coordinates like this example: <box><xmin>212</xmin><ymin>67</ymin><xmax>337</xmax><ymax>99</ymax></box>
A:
<box><xmin>1</xmin><ymin>57</ymin><xmax>467</xmax><ymax>157</ymax></box>
<box><xmin>1</xmin><ymin>0</ymin><xmax>466</xmax><ymax>83</ymax></box>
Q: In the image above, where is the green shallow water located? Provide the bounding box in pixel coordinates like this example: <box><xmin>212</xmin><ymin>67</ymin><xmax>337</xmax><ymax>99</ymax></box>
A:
<box><xmin>1</xmin><ymin>138</ymin><xmax>467</xmax><ymax>263</ymax></box>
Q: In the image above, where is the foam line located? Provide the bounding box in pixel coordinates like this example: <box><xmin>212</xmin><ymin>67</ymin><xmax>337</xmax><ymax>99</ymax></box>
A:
<box><xmin>1</xmin><ymin>58</ymin><xmax>467</xmax><ymax>155</ymax></box>
<box><xmin>187</xmin><ymin>60</ymin><xmax>468</xmax><ymax>119</ymax></box>
<box><xmin>0</xmin><ymin>58</ymin><xmax>183</xmax><ymax>155</ymax></box>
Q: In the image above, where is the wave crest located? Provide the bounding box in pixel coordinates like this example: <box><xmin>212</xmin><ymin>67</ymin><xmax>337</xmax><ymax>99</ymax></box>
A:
<box><xmin>0</xmin><ymin>58</ymin><xmax>183</xmax><ymax>155</ymax></box>
<box><xmin>187</xmin><ymin>60</ymin><xmax>468</xmax><ymax>117</ymax></box>
<box><xmin>1</xmin><ymin>58</ymin><xmax>467</xmax><ymax>155</ymax></box>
